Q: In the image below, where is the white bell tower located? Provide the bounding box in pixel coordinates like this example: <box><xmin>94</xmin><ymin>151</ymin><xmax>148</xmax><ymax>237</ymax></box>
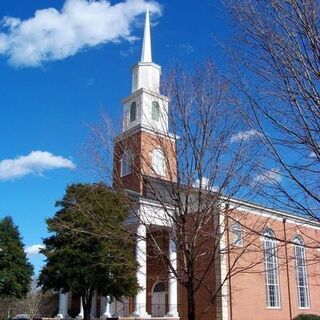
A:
<box><xmin>122</xmin><ymin>8</ymin><xmax>169</xmax><ymax>134</ymax></box>
<box><xmin>114</xmin><ymin>8</ymin><xmax>177</xmax><ymax>194</ymax></box>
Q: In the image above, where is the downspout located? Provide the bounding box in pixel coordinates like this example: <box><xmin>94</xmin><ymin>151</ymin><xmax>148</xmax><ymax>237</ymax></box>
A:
<box><xmin>225</xmin><ymin>203</ymin><xmax>233</xmax><ymax>320</ymax></box>
<box><xmin>283</xmin><ymin>218</ymin><xmax>293</xmax><ymax>320</ymax></box>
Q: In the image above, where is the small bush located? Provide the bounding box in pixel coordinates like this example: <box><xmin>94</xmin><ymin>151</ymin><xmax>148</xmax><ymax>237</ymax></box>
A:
<box><xmin>294</xmin><ymin>314</ymin><xmax>320</xmax><ymax>320</ymax></box>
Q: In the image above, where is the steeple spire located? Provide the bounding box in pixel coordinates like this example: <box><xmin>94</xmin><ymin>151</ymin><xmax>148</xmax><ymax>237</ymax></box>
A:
<box><xmin>130</xmin><ymin>6</ymin><xmax>160</xmax><ymax>93</ymax></box>
<box><xmin>141</xmin><ymin>7</ymin><xmax>152</xmax><ymax>63</ymax></box>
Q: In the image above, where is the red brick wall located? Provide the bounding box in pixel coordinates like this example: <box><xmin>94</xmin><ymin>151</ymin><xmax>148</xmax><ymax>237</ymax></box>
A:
<box><xmin>172</xmin><ymin>214</ymin><xmax>218</xmax><ymax>320</ymax></box>
<box><xmin>145</xmin><ymin>210</ymin><xmax>320</xmax><ymax>320</ymax></box>
<box><xmin>113</xmin><ymin>130</ymin><xmax>177</xmax><ymax>195</ymax></box>
<box><xmin>228</xmin><ymin>209</ymin><xmax>320</xmax><ymax>320</ymax></box>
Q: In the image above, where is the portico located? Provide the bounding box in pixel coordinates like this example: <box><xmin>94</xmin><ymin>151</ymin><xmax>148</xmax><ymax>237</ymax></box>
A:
<box><xmin>57</xmin><ymin>224</ymin><xmax>179</xmax><ymax>319</ymax></box>
<box><xmin>131</xmin><ymin>223</ymin><xmax>179</xmax><ymax>319</ymax></box>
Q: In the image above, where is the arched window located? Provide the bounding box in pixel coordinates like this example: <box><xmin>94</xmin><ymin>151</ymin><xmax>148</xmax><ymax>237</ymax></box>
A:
<box><xmin>120</xmin><ymin>149</ymin><xmax>132</xmax><ymax>177</ymax></box>
<box><xmin>151</xmin><ymin>101</ymin><xmax>160</xmax><ymax>121</ymax></box>
<box><xmin>263</xmin><ymin>228</ymin><xmax>280</xmax><ymax>308</ymax></box>
<box><xmin>231</xmin><ymin>222</ymin><xmax>243</xmax><ymax>246</ymax></box>
<box><xmin>293</xmin><ymin>235</ymin><xmax>309</xmax><ymax>308</ymax></box>
<box><xmin>151</xmin><ymin>148</ymin><xmax>166</xmax><ymax>176</ymax></box>
<box><xmin>153</xmin><ymin>282</ymin><xmax>165</xmax><ymax>293</ymax></box>
<box><xmin>130</xmin><ymin>102</ymin><xmax>136</xmax><ymax>122</ymax></box>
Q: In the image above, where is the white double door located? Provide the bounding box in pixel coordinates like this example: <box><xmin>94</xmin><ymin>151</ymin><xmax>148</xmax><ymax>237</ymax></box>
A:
<box><xmin>152</xmin><ymin>284</ymin><xmax>166</xmax><ymax>317</ymax></box>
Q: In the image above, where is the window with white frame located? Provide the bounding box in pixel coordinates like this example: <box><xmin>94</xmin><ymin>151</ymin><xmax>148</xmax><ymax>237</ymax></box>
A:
<box><xmin>231</xmin><ymin>222</ymin><xmax>243</xmax><ymax>246</ymax></box>
<box><xmin>294</xmin><ymin>235</ymin><xmax>309</xmax><ymax>308</ymax></box>
<box><xmin>151</xmin><ymin>148</ymin><xmax>166</xmax><ymax>176</ymax></box>
<box><xmin>130</xmin><ymin>102</ymin><xmax>136</xmax><ymax>122</ymax></box>
<box><xmin>264</xmin><ymin>228</ymin><xmax>280</xmax><ymax>308</ymax></box>
<box><xmin>151</xmin><ymin>101</ymin><xmax>160</xmax><ymax>121</ymax></box>
<box><xmin>120</xmin><ymin>149</ymin><xmax>132</xmax><ymax>177</ymax></box>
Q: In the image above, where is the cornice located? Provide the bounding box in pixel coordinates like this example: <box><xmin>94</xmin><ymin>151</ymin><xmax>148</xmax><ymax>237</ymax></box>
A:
<box><xmin>122</xmin><ymin>87</ymin><xmax>169</xmax><ymax>104</ymax></box>
<box><xmin>114</xmin><ymin>124</ymin><xmax>179</xmax><ymax>143</ymax></box>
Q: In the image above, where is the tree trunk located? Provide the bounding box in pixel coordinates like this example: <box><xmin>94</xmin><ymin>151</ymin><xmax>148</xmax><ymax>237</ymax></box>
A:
<box><xmin>187</xmin><ymin>281</ymin><xmax>196</xmax><ymax>320</ymax></box>
<box><xmin>83</xmin><ymin>300</ymin><xmax>92</xmax><ymax>320</ymax></box>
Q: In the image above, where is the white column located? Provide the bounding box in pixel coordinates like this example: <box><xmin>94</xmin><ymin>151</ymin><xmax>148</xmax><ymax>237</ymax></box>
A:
<box><xmin>90</xmin><ymin>291</ymin><xmax>97</xmax><ymax>319</ymax></box>
<box><xmin>100</xmin><ymin>297</ymin><xmax>106</xmax><ymax>317</ymax></box>
<box><xmin>167</xmin><ymin>238</ymin><xmax>179</xmax><ymax>318</ymax></box>
<box><xmin>76</xmin><ymin>297</ymin><xmax>84</xmax><ymax>319</ymax></box>
<box><xmin>215</xmin><ymin>211</ymin><xmax>229</xmax><ymax>320</ymax></box>
<box><xmin>110</xmin><ymin>300</ymin><xmax>115</xmax><ymax>317</ymax></box>
<box><xmin>101</xmin><ymin>296</ymin><xmax>113</xmax><ymax>318</ymax></box>
<box><xmin>132</xmin><ymin>224</ymin><xmax>150</xmax><ymax>318</ymax></box>
<box><xmin>57</xmin><ymin>291</ymin><xmax>69</xmax><ymax>318</ymax></box>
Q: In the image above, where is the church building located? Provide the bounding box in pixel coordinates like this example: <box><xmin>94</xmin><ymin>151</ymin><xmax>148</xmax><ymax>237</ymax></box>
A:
<box><xmin>56</xmin><ymin>9</ymin><xmax>320</xmax><ymax>320</ymax></box>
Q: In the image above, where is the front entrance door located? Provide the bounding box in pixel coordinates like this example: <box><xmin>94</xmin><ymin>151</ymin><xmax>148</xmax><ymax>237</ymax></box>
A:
<box><xmin>152</xmin><ymin>282</ymin><xmax>166</xmax><ymax>317</ymax></box>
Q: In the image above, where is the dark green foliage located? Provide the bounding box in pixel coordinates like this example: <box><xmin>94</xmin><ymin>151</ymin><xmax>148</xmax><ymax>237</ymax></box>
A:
<box><xmin>38</xmin><ymin>183</ymin><xmax>138</xmax><ymax>320</ymax></box>
<box><xmin>0</xmin><ymin>216</ymin><xmax>33</xmax><ymax>299</ymax></box>
<box><xmin>294</xmin><ymin>315</ymin><xmax>320</xmax><ymax>320</ymax></box>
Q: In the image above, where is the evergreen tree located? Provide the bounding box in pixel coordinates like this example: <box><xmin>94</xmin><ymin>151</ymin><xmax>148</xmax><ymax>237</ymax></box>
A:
<box><xmin>39</xmin><ymin>184</ymin><xmax>138</xmax><ymax>320</ymax></box>
<box><xmin>0</xmin><ymin>216</ymin><xmax>33</xmax><ymax>298</ymax></box>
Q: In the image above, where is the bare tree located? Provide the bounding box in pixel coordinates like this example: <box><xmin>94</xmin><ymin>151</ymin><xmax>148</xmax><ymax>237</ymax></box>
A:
<box><xmin>17</xmin><ymin>289</ymin><xmax>42</xmax><ymax>319</ymax></box>
<box><xmin>225</xmin><ymin>0</ymin><xmax>320</xmax><ymax>220</ymax></box>
<box><xmin>86</xmin><ymin>61</ymin><xmax>270</xmax><ymax>320</ymax></box>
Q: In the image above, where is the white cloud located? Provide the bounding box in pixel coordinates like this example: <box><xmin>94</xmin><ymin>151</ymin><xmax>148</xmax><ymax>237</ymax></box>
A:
<box><xmin>0</xmin><ymin>0</ymin><xmax>161</xmax><ymax>67</ymax></box>
<box><xmin>0</xmin><ymin>151</ymin><xmax>75</xmax><ymax>181</ymax></box>
<box><xmin>25</xmin><ymin>244</ymin><xmax>45</xmax><ymax>256</ymax></box>
<box><xmin>255</xmin><ymin>168</ymin><xmax>282</xmax><ymax>184</ymax></box>
<box><xmin>120</xmin><ymin>46</ymin><xmax>135</xmax><ymax>57</ymax></box>
<box><xmin>230</xmin><ymin>129</ymin><xmax>261</xmax><ymax>143</ymax></box>
<box><xmin>193</xmin><ymin>177</ymin><xmax>218</xmax><ymax>191</ymax></box>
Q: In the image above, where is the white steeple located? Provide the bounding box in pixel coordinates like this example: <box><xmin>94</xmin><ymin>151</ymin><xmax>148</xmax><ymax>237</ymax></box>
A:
<box><xmin>141</xmin><ymin>7</ymin><xmax>152</xmax><ymax>63</ymax></box>
<box><xmin>131</xmin><ymin>8</ymin><xmax>161</xmax><ymax>94</ymax></box>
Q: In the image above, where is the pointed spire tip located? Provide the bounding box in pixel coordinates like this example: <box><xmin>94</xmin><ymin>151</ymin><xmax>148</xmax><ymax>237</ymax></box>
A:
<box><xmin>141</xmin><ymin>7</ymin><xmax>152</xmax><ymax>63</ymax></box>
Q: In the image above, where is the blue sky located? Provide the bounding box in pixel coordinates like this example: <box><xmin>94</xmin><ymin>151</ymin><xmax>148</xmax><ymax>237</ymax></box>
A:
<box><xmin>0</xmin><ymin>0</ymin><xmax>232</xmax><ymax>273</ymax></box>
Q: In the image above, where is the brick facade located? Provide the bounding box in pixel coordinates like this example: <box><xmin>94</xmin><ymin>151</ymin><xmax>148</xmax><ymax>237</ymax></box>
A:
<box><xmin>65</xmin><ymin>205</ymin><xmax>320</xmax><ymax>320</ymax></box>
<box><xmin>226</xmin><ymin>208</ymin><xmax>320</xmax><ymax>320</ymax></box>
<box><xmin>138</xmin><ymin>206</ymin><xmax>320</xmax><ymax>320</ymax></box>
<box><xmin>113</xmin><ymin>128</ymin><xmax>177</xmax><ymax>195</ymax></box>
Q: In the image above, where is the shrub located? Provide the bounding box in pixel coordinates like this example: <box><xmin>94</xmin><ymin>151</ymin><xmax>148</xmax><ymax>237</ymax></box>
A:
<box><xmin>294</xmin><ymin>314</ymin><xmax>320</xmax><ymax>320</ymax></box>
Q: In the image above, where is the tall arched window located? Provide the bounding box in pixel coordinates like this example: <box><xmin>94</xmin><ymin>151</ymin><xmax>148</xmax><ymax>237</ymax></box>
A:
<box><xmin>130</xmin><ymin>102</ymin><xmax>136</xmax><ymax>122</ymax></box>
<box><xmin>120</xmin><ymin>149</ymin><xmax>132</xmax><ymax>177</ymax></box>
<box><xmin>294</xmin><ymin>235</ymin><xmax>309</xmax><ymax>308</ymax></box>
<box><xmin>151</xmin><ymin>148</ymin><xmax>165</xmax><ymax>176</ymax></box>
<box><xmin>231</xmin><ymin>222</ymin><xmax>243</xmax><ymax>246</ymax></box>
<box><xmin>151</xmin><ymin>101</ymin><xmax>160</xmax><ymax>121</ymax></box>
<box><xmin>264</xmin><ymin>228</ymin><xmax>280</xmax><ymax>308</ymax></box>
